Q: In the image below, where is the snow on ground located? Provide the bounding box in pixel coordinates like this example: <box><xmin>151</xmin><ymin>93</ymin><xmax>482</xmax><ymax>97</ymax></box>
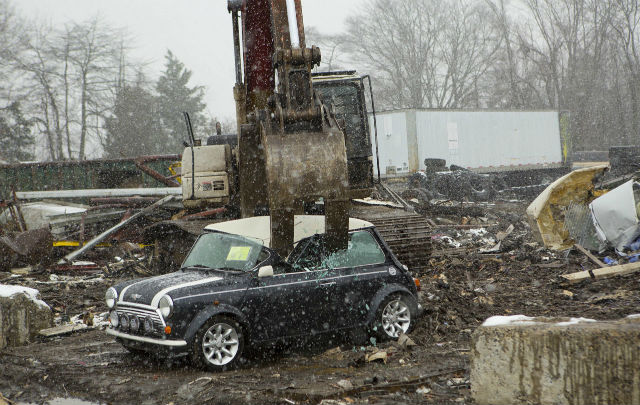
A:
<box><xmin>467</xmin><ymin>228</ymin><xmax>488</xmax><ymax>237</ymax></box>
<box><xmin>0</xmin><ymin>285</ymin><xmax>49</xmax><ymax>309</ymax></box>
<box><xmin>483</xmin><ymin>315</ymin><xmax>598</xmax><ymax>327</ymax></box>
<box><xmin>482</xmin><ymin>315</ymin><xmax>536</xmax><ymax>326</ymax></box>
<box><xmin>555</xmin><ymin>317</ymin><xmax>597</xmax><ymax>326</ymax></box>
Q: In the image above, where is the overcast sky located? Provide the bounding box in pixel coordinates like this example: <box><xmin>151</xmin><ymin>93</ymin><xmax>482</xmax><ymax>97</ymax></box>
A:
<box><xmin>15</xmin><ymin>0</ymin><xmax>365</xmax><ymax>123</ymax></box>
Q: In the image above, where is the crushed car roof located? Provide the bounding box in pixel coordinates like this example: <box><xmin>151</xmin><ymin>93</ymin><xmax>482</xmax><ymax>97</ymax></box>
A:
<box><xmin>204</xmin><ymin>215</ymin><xmax>374</xmax><ymax>247</ymax></box>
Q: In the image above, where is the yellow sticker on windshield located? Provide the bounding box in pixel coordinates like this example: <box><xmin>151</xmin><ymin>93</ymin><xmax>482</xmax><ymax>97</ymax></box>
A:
<box><xmin>227</xmin><ymin>246</ymin><xmax>251</xmax><ymax>261</ymax></box>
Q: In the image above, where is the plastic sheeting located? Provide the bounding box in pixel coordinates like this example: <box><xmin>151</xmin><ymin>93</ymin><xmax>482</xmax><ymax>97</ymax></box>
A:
<box><xmin>590</xmin><ymin>180</ymin><xmax>640</xmax><ymax>251</ymax></box>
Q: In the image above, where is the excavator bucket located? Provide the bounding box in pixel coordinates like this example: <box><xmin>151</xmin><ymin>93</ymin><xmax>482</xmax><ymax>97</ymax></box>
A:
<box><xmin>262</xmin><ymin>126</ymin><xmax>350</xmax><ymax>256</ymax></box>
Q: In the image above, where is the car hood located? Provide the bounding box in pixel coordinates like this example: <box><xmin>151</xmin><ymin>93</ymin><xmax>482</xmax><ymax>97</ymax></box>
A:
<box><xmin>118</xmin><ymin>270</ymin><xmax>247</xmax><ymax>307</ymax></box>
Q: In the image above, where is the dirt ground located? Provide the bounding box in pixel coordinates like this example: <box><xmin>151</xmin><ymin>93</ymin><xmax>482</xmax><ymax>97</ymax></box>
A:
<box><xmin>2</xmin><ymin>198</ymin><xmax>640</xmax><ymax>405</ymax></box>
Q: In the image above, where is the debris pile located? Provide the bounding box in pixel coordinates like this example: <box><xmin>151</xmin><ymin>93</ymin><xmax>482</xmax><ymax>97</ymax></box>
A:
<box><xmin>1</xmin><ymin>159</ymin><xmax>640</xmax><ymax>405</ymax></box>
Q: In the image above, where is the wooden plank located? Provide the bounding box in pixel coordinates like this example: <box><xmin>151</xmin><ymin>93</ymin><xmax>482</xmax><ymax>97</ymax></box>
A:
<box><xmin>561</xmin><ymin>261</ymin><xmax>640</xmax><ymax>284</ymax></box>
<box><xmin>574</xmin><ymin>243</ymin><xmax>606</xmax><ymax>268</ymax></box>
<box><xmin>38</xmin><ymin>323</ymin><xmax>89</xmax><ymax>337</ymax></box>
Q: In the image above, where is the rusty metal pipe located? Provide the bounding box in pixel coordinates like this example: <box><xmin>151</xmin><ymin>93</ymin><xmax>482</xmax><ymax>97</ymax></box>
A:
<box><xmin>181</xmin><ymin>207</ymin><xmax>227</xmax><ymax>221</ymax></box>
<box><xmin>90</xmin><ymin>197</ymin><xmax>159</xmax><ymax>207</ymax></box>
<box><xmin>134</xmin><ymin>158</ymin><xmax>180</xmax><ymax>187</ymax></box>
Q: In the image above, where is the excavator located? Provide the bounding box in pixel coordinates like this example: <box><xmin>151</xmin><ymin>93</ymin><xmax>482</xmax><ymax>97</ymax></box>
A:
<box><xmin>178</xmin><ymin>0</ymin><xmax>377</xmax><ymax>258</ymax></box>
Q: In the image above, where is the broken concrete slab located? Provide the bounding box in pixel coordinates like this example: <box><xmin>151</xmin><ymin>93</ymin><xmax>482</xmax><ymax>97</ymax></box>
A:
<box><xmin>471</xmin><ymin>315</ymin><xmax>640</xmax><ymax>405</ymax></box>
<box><xmin>0</xmin><ymin>285</ymin><xmax>52</xmax><ymax>349</ymax></box>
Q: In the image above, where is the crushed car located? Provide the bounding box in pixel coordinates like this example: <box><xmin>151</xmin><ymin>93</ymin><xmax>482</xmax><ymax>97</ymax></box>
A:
<box><xmin>105</xmin><ymin>215</ymin><xmax>422</xmax><ymax>371</ymax></box>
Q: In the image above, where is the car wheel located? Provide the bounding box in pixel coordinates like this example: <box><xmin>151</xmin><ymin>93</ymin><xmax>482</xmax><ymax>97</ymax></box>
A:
<box><xmin>192</xmin><ymin>316</ymin><xmax>244</xmax><ymax>371</ymax></box>
<box><xmin>373</xmin><ymin>294</ymin><xmax>414</xmax><ymax>340</ymax></box>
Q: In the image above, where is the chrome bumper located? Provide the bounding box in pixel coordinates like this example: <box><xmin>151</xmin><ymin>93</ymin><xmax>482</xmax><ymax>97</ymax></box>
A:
<box><xmin>106</xmin><ymin>328</ymin><xmax>187</xmax><ymax>347</ymax></box>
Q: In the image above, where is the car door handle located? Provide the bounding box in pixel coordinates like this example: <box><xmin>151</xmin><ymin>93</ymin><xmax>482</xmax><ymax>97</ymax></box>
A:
<box><xmin>319</xmin><ymin>281</ymin><xmax>336</xmax><ymax>287</ymax></box>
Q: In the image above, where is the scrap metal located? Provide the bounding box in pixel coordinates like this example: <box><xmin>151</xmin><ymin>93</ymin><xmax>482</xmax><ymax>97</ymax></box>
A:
<box><xmin>61</xmin><ymin>195</ymin><xmax>176</xmax><ymax>263</ymax></box>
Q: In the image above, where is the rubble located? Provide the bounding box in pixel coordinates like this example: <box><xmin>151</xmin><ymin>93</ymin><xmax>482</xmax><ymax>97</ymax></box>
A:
<box><xmin>0</xmin><ymin>228</ymin><xmax>53</xmax><ymax>272</ymax></box>
<box><xmin>526</xmin><ymin>165</ymin><xmax>608</xmax><ymax>250</ymax></box>
<box><xmin>1</xmin><ymin>170</ymin><xmax>640</xmax><ymax>404</ymax></box>
<box><xmin>61</xmin><ymin>194</ymin><xmax>176</xmax><ymax>263</ymax></box>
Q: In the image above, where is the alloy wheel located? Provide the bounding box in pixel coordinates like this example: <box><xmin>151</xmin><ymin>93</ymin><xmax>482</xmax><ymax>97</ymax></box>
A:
<box><xmin>202</xmin><ymin>322</ymin><xmax>240</xmax><ymax>366</ymax></box>
<box><xmin>381</xmin><ymin>298</ymin><xmax>411</xmax><ymax>338</ymax></box>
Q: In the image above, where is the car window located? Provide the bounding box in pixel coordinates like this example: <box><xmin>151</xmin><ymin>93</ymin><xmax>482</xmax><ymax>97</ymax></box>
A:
<box><xmin>316</xmin><ymin>82</ymin><xmax>370</xmax><ymax>158</ymax></box>
<box><xmin>289</xmin><ymin>231</ymin><xmax>386</xmax><ymax>271</ymax></box>
<box><xmin>182</xmin><ymin>232</ymin><xmax>265</xmax><ymax>271</ymax></box>
<box><xmin>288</xmin><ymin>236</ymin><xmax>326</xmax><ymax>271</ymax></box>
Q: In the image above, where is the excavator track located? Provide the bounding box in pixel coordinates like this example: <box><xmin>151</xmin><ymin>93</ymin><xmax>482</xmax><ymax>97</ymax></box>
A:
<box><xmin>367</xmin><ymin>214</ymin><xmax>433</xmax><ymax>275</ymax></box>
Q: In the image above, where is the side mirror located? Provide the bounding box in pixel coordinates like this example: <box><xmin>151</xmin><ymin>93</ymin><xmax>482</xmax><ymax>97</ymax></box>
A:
<box><xmin>258</xmin><ymin>265</ymin><xmax>274</xmax><ymax>278</ymax></box>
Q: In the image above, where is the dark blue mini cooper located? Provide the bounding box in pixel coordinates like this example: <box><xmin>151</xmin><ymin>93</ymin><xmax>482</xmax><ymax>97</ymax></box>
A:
<box><xmin>105</xmin><ymin>215</ymin><xmax>422</xmax><ymax>371</ymax></box>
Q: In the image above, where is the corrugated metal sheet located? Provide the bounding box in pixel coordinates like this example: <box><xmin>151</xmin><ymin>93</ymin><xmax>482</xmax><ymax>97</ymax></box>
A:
<box><xmin>370</xmin><ymin>110</ymin><xmax>563</xmax><ymax>175</ymax></box>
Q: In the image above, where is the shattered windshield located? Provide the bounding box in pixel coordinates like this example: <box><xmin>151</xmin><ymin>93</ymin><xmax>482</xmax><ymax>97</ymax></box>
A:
<box><xmin>182</xmin><ymin>232</ymin><xmax>265</xmax><ymax>272</ymax></box>
<box><xmin>289</xmin><ymin>230</ymin><xmax>386</xmax><ymax>271</ymax></box>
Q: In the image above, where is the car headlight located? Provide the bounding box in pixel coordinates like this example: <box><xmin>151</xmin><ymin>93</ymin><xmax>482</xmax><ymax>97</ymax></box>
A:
<box><xmin>130</xmin><ymin>316</ymin><xmax>140</xmax><ymax>331</ymax></box>
<box><xmin>109</xmin><ymin>310</ymin><xmax>119</xmax><ymax>327</ymax></box>
<box><xmin>105</xmin><ymin>288</ymin><xmax>118</xmax><ymax>308</ymax></box>
<box><xmin>120</xmin><ymin>313</ymin><xmax>129</xmax><ymax>330</ymax></box>
<box><xmin>143</xmin><ymin>316</ymin><xmax>155</xmax><ymax>334</ymax></box>
<box><xmin>158</xmin><ymin>295</ymin><xmax>173</xmax><ymax>319</ymax></box>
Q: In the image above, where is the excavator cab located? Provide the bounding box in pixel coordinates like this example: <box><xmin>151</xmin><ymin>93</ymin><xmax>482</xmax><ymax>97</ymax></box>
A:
<box><xmin>313</xmin><ymin>71</ymin><xmax>375</xmax><ymax>200</ymax></box>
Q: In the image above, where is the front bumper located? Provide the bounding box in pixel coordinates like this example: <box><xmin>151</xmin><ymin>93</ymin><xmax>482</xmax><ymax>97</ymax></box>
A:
<box><xmin>106</xmin><ymin>328</ymin><xmax>187</xmax><ymax>347</ymax></box>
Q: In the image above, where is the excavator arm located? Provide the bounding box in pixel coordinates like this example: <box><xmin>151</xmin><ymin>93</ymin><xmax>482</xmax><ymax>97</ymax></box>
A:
<box><xmin>228</xmin><ymin>0</ymin><xmax>350</xmax><ymax>257</ymax></box>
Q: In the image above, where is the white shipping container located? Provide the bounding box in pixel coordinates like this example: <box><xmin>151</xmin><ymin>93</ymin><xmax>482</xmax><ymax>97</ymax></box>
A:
<box><xmin>369</xmin><ymin>109</ymin><xmax>564</xmax><ymax>176</ymax></box>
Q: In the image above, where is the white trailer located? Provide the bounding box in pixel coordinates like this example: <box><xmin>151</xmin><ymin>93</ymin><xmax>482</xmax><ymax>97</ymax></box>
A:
<box><xmin>370</xmin><ymin>109</ymin><xmax>565</xmax><ymax>176</ymax></box>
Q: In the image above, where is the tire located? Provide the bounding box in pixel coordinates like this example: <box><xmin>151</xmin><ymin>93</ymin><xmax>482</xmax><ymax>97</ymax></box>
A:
<box><xmin>191</xmin><ymin>315</ymin><xmax>245</xmax><ymax>371</ymax></box>
<box><xmin>372</xmin><ymin>294</ymin><xmax>416</xmax><ymax>341</ymax></box>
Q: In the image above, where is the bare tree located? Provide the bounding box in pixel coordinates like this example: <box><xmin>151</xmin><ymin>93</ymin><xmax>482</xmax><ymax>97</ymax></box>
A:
<box><xmin>514</xmin><ymin>0</ymin><xmax>621</xmax><ymax>150</ymax></box>
<box><xmin>65</xmin><ymin>17</ymin><xmax>121</xmax><ymax>160</ymax></box>
<box><xmin>12</xmin><ymin>26</ymin><xmax>68</xmax><ymax>160</ymax></box>
<box><xmin>343</xmin><ymin>0</ymin><xmax>500</xmax><ymax>109</ymax></box>
<box><xmin>306</xmin><ymin>26</ymin><xmax>348</xmax><ymax>72</ymax></box>
<box><xmin>8</xmin><ymin>15</ymin><xmax>129</xmax><ymax>160</ymax></box>
<box><xmin>612</xmin><ymin>0</ymin><xmax>640</xmax><ymax>141</ymax></box>
<box><xmin>0</xmin><ymin>0</ymin><xmax>28</xmax><ymax>105</ymax></box>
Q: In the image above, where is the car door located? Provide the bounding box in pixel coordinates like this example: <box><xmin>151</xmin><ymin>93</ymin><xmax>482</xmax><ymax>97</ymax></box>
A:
<box><xmin>285</xmin><ymin>235</ymin><xmax>344</xmax><ymax>335</ymax></box>
<box><xmin>316</xmin><ymin>230</ymin><xmax>389</xmax><ymax>328</ymax></box>
<box><xmin>243</xmin><ymin>262</ymin><xmax>328</xmax><ymax>340</ymax></box>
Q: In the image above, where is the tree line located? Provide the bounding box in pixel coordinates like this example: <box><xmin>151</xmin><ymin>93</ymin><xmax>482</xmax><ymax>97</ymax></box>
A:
<box><xmin>0</xmin><ymin>0</ymin><xmax>211</xmax><ymax>163</ymax></box>
<box><xmin>311</xmin><ymin>0</ymin><xmax>640</xmax><ymax>153</ymax></box>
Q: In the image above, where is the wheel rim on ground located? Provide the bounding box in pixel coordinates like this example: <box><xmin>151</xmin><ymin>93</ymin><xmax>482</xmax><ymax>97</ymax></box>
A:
<box><xmin>381</xmin><ymin>298</ymin><xmax>411</xmax><ymax>338</ymax></box>
<box><xmin>202</xmin><ymin>322</ymin><xmax>239</xmax><ymax>366</ymax></box>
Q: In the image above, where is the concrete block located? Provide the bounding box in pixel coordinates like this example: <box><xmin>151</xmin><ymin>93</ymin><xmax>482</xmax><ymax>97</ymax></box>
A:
<box><xmin>471</xmin><ymin>315</ymin><xmax>640</xmax><ymax>405</ymax></box>
<box><xmin>0</xmin><ymin>286</ymin><xmax>53</xmax><ymax>349</ymax></box>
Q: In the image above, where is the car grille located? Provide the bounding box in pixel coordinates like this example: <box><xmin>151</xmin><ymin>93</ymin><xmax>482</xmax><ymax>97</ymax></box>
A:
<box><xmin>115</xmin><ymin>304</ymin><xmax>164</xmax><ymax>335</ymax></box>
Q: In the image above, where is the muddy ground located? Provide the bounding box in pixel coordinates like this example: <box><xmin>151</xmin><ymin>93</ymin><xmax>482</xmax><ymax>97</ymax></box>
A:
<box><xmin>2</xmin><ymin>198</ymin><xmax>640</xmax><ymax>405</ymax></box>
